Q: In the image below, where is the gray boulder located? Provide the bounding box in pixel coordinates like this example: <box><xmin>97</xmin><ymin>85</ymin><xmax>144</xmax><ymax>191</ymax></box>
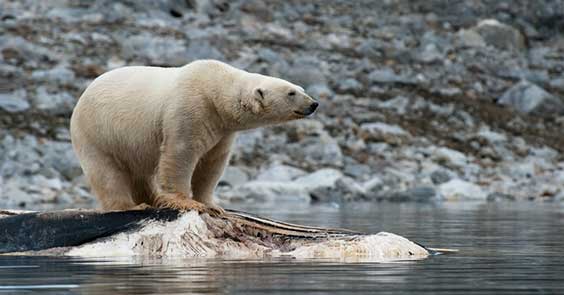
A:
<box><xmin>184</xmin><ymin>41</ymin><xmax>225</xmax><ymax>61</ymax></box>
<box><xmin>336</xmin><ymin>78</ymin><xmax>363</xmax><ymax>94</ymax></box>
<box><xmin>293</xmin><ymin>168</ymin><xmax>343</xmax><ymax>190</ymax></box>
<box><xmin>33</xmin><ymin>87</ymin><xmax>75</xmax><ymax>115</ymax></box>
<box><xmin>299</xmin><ymin>134</ymin><xmax>343</xmax><ymax>167</ymax></box>
<box><xmin>31</xmin><ymin>65</ymin><xmax>75</xmax><ymax>85</ymax></box>
<box><xmin>310</xmin><ymin>176</ymin><xmax>366</xmax><ymax>203</ymax></box>
<box><xmin>416</xmin><ymin>43</ymin><xmax>444</xmax><ymax>64</ymax></box>
<box><xmin>549</xmin><ymin>78</ymin><xmax>564</xmax><ymax>92</ymax></box>
<box><xmin>285</xmin><ymin>120</ymin><xmax>344</xmax><ymax>167</ymax></box>
<box><xmin>218</xmin><ymin>169</ymin><xmax>343</xmax><ymax>203</ymax></box>
<box><xmin>431</xmin><ymin>147</ymin><xmax>469</xmax><ymax>168</ymax></box>
<box><xmin>498</xmin><ymin>80</ymin><xmax>564</xmax><ymax>115</ymax></box>
<box><xmin>218</xmin><ymin>166</ymin><xmax>249</xmax><ymax>187</ymax></box>
<box><xmin>387</xmin><ymin>186</ymin><xmax>438</xmax><ymax>202</ymax></box>
<box><xmin>438</xmin><ymin>179</ymin><xmax>488</xmax><ymax>200</ymax></box>
<box><xmin>306</xmin><ymin>84</ymin><xmax>333</xmax><ymax>100</ymax></box>
<box><xmin>219</xmin><ymin>181</ymin><xmax>310</xmax><ymax>203</ymax></box>
<box><xmin>121</xmin><ymin>34</ymin><xmax>189</xmax><ymax>65</ymax></box>
<box><xmin>473</xmin><ymin>19</ymin><xmax>526</xmax><ymax>51</ymax></box>
<box><xmin>0</xmin><ymin>90</ymin><xmax>30</xmax><ymax>113</ymax></box>
<box><xmin>255</xmin><ymin>164</ymin><xmax>306</xmax><ymax>182</ymax></box>
<box><xmin>457</xmin><ymin>29</ymin><xmax>487</xmax><ymax>47</ymax></box>
<box><xmin>487</xmin><ymin>192</ymin><xmax>516</xmax><ymax>202</ymax></box>
<box><xmin>368</xmin><ymin>68</ymin><xmax>415</xmax><ymax>85</ymax></box>
<box><xmin>430</xmin><ymin>169</ymin><xmax>455</xmax><ymax>185</ymax></box>
<box><xmin>39</xmin><ymin>141</ymin><xmax>82</xmax><ymax>180</ymax></box>
<box><xmin>360</xmin><ymin>122</ymin><xmax>411</xmax><ymax>145</ymax></box>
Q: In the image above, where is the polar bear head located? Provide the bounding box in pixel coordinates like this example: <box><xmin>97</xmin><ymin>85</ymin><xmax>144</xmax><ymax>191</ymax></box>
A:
<box><xmin>236</xmin><ymin>74</ymin><xmax>319</xmax><ymax>129</ymax></box>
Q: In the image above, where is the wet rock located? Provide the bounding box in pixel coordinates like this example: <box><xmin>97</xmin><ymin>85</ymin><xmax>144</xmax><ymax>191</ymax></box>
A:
<box><xmin>438</xmin><ymin>179</ymin><xmax>487</xmax><ymax>200</ymax></box>
<box><xmin>0</xmin><ymin>90</ymin><xmax>30</xmax><ymax>113</ymax></box>
<box><xmin>497</xmin><ymin>80</ymin><xmax>564</xmax><ymax>115</ymax></box>
<box><xmin>487</xmin><ymin>192</ymin><xmax>516</xmax><ymax>202</ymax></box>
<box><xmin>387</xmin><ymin>186</ymin><xmax>438</xmax><ymax>202</ymax></box>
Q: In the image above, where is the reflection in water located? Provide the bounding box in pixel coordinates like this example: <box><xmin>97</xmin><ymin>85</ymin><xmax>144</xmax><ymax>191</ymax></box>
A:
<box><xmin>1</xmin><ymin>202</ymin><xmax>564</xmax><ymax>294</ymax></box>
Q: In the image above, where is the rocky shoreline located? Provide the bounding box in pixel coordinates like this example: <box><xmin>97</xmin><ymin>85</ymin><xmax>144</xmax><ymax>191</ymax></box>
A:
<box><xmin>1</xmin><ymin>0</ymin><xmax>563</xmax><ymax>210</ymax></box>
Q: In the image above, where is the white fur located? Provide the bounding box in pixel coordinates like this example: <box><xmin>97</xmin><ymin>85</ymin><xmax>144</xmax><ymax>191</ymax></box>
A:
<box><xmin>70</xmin><ymin>60</ymin><xmax>317</xmax><ymax>210</ymax></box>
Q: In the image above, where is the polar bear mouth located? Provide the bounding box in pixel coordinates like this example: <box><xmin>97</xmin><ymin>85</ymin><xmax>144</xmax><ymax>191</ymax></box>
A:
<box><xmin>294</xmin><ymin>110</ymin><xmax>315</xmax><ymax>117</ymax></box>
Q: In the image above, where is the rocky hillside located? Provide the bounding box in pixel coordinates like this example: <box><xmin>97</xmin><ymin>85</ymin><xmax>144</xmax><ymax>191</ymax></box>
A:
<box><xmin>1</xmin><ymin>0</ymin><xmax>563</xmax><ymax>210</ymax></box>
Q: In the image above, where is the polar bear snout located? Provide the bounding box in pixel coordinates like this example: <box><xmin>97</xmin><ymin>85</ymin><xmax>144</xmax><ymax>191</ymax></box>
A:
<box><xmin>305</xmin><ymin>101</ymin><xmax>319</xmax><ymax>115</ymax></box>
<box><xmin>295</xmin><ymin>101</ymin><xmax>319</xmax><ymax>116</ymax></box>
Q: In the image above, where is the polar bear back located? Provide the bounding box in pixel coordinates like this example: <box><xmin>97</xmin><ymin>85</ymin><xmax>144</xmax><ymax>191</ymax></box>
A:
<box><xmin>71</xmin><ymin>66</ymin><xmax>183</xmax><ymax>172</ymax></box>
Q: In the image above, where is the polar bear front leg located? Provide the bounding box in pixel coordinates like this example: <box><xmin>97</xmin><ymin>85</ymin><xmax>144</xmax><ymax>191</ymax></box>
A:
<box><xmin>191</xmin><ymin>134</ymin><xmax>236</xmax><ymax>214</ymax></box>
<box><xmin>154</xmin><ymin>133</ymin><xmax>222</xmax><ymax>216</ymax></box>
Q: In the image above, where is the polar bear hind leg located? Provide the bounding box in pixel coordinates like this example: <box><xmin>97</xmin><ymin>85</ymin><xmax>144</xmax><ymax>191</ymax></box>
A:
<box><xmin>78</xmin><ymin>146</ymin><xmax>137</xmax><ymax>211</ymax></box>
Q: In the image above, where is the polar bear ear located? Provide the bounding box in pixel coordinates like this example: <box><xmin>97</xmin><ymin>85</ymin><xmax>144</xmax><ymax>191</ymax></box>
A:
<box><xmin>240</xmin><ymin>87</ymin><xmax>264</xmax><ymax>114</ymax></box>
<box><xmin>253</xmin><ymin>87</ymin><xmax>266</xmax><ymax>100</ymax></box>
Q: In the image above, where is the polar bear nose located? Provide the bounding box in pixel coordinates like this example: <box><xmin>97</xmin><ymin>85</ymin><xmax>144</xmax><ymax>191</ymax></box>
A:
<box><xmin>302</xmin><ymin>102</ymin><xmax>319</xmax><ymax>116</ymax></box>
<box><xmin>310</xmin><ymin>102</ymin><xmax>319</xmax><ymax>111</ymax></box>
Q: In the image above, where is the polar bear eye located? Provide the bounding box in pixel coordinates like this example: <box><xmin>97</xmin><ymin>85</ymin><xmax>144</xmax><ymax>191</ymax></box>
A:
<box><xmin>288</xmin><ymin>91</ymin><xmax>296</xmax><ymax>96</ymax></box>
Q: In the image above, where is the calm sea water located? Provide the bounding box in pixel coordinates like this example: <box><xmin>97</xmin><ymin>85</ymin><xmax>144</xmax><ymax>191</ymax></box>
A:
<box><xmin>1</xmin><ymin>201</ymin><xmax>563</xmax><ymax>294</ymax></box>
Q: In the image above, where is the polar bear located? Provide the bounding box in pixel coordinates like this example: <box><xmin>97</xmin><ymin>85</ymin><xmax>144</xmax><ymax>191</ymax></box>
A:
<box><xmin>70</xmin><ymin>60</ymin><xmax>318</xmax><ymax>215</ymax></box>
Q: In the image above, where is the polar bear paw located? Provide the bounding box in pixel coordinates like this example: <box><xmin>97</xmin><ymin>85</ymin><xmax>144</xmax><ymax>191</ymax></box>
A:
<box><xmin>154</xmin><ymin>193</ymin><xmax>223</xmax><ymax>217</ymax></box>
